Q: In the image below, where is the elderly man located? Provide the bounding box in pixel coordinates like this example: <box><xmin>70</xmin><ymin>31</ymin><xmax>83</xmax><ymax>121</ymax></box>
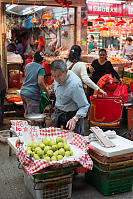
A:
<box><xmin>0</xmin><ymin>63</ymin><xmax>7</xmax><ymax>126</ymax></box>
<box><xmin>50</xmin><ymin>59</ymin><xmax>89</xmax><ymax>136</ymax></box>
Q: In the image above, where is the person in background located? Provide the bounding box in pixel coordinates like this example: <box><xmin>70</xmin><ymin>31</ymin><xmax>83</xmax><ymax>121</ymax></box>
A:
<box><xmin>89</xmin><ymin>48</ymin><xmax>120</xmax><ymax>98</ymax></box>
<box><xmin>50</xmin><ymin>59</ymin><xmax>89</xmax><ymax>136</ymax></box>
<box><xmin>15</xmin><ymin>37</ymin><xmax>25</xmax><ymax>71</ymax></box>
<box><xmin>123</xmin><ymin>37</ymin><xmax>133</xmax><ymax>59</ymax></box>
<box><xmin>0</xmin><ymin>62</ymin><xmax>7</xmax><ymax>126</ymax></box>
<box><xmin>7</xmin><ymin>38</ymin><xmax>16</xmax><ymax>52</ymax></box>
<box><xmin>66</xmin><ymin>45</ymin><xmax>106</xmax><ymax>97</ymax></box>
<box><xmin>20</xmin><ymin>51</ymin><xmax>49</xmax><ymax>116</ymax></box>
<box><xmin>88</xmin><ymin>35</ymin><xmax>97</xmax><ymax>52</ymax></box>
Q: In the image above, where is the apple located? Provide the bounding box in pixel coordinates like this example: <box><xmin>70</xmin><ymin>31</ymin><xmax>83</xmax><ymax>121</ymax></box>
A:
<box><xmin>53</xmin><ymin>150</ymin><xmax>59</xmax><ymax>157</ymax></box>
<box><xmin>58</xmin><ymin>148</ymin><xmax>65</xmax><ymax>156</ymax></box>
<box><xmin>44</xmin><ymin>156</ymin><xmax>50</xmax><ymax>161</ymax></box>
<box><xmin>42</xmin><ymin>138</ymin><xmax>50</xmax><ymax>146</ymax></box>
<box><xmin>33</xmin><ymin>154</ymin><xmax>40</xmax><ymax>160</ymax></box>
<box><xmin>44</xmin><ymin>146</ymin><xmax>51</xmax><ymax>154</ymax></box>
<box><xmin>51</xmin><ymin>145</ymin><xmax>58</xmax><ymax>152</ymax></box>
<box><xmin>70</xmin><ymin>150</ymin><xmax>73</xmax><ymax>156</ymax></box>
<box><xmin>57</xmin><ymin>155</ymin><xmax>63</xmax><ymax>161</ymax></box>
<box><xmin>39</xmin><ymin>143</ymin><xmax>45</xmax><ymax>149</ymax></box>
<box><xmin>57</xmin><ymin>142</ymin><xmax>64</xmax><ymax>149</ymax></box>
<box><xmin>56</xmin><ymin>137</ymin><xmax>63</xmax><ymax>143</ymax></box>
<box><xmin>47</xmin><ymin>150</ymin><xmax>53</xmax><ymax>157</ymax></box>
<box><xmin>51</xmin><ymin>156</ymin><xmax>57</xmax><ymax>161</ymax></box>
<box><xmin>65</xmin><ymin>151</ymin><xmax>70</xmax><ymax>157</ymax></box>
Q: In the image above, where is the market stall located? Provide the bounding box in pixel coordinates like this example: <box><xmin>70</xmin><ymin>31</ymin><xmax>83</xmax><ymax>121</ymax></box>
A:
<box><xmin>8</xmin><ymin>119</ymin><xmax>93</xmax><ymax>198</ymax></box>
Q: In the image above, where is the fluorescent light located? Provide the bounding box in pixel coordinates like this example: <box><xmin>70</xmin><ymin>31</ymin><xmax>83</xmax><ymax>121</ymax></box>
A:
<box><xmin>6</xmin><ymin>4</ymin><xmax>18</xmax><ymax>11</ymax></box>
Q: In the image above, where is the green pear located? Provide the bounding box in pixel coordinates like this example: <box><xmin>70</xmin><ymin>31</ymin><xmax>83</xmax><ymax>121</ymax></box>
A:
<box><xmin>47</xmin><ymin>150</ymin><xmax>53</xmax><ymax>157</ymax></box>
<box><xmin>42</xmin><ymin>138</ymin><xmax>50</xmax><ymax>146</ymax></box>
<box><xmin>35</xmin><ymin>147</ymin><xmax>41</xmax><ymax>153</ymax></box>
<box><xmin>53</xmin><ymin>150</ymin><xmax>59</xmax><ymax>157</ymax></box>
<box><xmin>57</xmin><ymin>155</ymin><xmax>63</xmax><ymax>161</ymax></box>
<box><xmin>64</xmin><ymin>144</ymin><xmax>70</xmax><ymax>151</ymax></box>
<box><xmin>33</xmin><ymin>154</ymin><xmax>40</xmax><ymax>160</ymax></box>
<box><xmin>65</xmin><ymin>151</ymin><xmax>70</xmax><ymax>157</ymax></box>
<box><xmin>56</xmin><ymin>137</ymin><xmax>63</xmax><ymax>143</ymax></box>
<box><xmin>57</xmin><ymin>142</ymin><xmax>64</xmax><ymax>149</ymax></box>
<box><xmin>44</xmin><ymin>146</ymin><xmax>51</xmax><ymax>154</ymax></box>
<box><xmin>51</xmin><ymin>145</ymin><xmax>58</xmax><ymax>152</ymax></box>
<box><xmin>51</xmin><ymin>156</ymin><xmax>57</xmax><ymax>161</ymax></box>
<box><xmin>49</xmin><ymin>139</ymin><xmax>56</xmax><ymax>146</ymax></box>
<box><xmin>70</xmin><ymin>150</ymin><xmax>73</xmax><ymax>156</ymax></box>
<box><xmin>37</xmin><ymin>149</ymin><xmax>44</xmax><ymax>157</ymax></box>
<box><xmin>44</xmin><ymin>156</ymin><xmax>50</xmax><ymax>161</ymax></box>
<box><xmin>39</xmin><ymin>143</ymin><xmax>45</xmax><ymax>150</ymax></box>
<box><xmin>58</xmin><ymin>148</ymin><xmax>65</xmax><ymax>156</ymax></box>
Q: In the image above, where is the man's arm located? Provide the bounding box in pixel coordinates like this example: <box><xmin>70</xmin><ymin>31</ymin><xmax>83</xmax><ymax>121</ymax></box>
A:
<box><xmin>38</xmin><ymin>75</ymin><xmax>50</xmax><ymax>97</ymax></box>
<box><xmin>66</xmin><ymin>83</ymin><xmax>89</xmax><ymax>130</ymax></box>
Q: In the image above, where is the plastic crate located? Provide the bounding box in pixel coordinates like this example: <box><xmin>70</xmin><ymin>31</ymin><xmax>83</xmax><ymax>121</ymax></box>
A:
<box><xmin>85</xmin><ymin>164</ymin><xmax>133</xmax><ymax>196</ymax></box>
<box><xmin>24</xmin><ymin>173</ymin><xmax>73</xmax><ymax>199</ymax></box>
<box><xmin>33</xmin><ymin>168</ymin><xmax>73</xmax><ymax>180</ymax></box>
<box><xmin>89</xmin><ymin>146</ymin><xmax>133</xmax><ymax>163</ymax></box>
<box><xmin>90</xmin><ymin>154</ymin><xmax>133</xmax><ymax>171</ymax></box>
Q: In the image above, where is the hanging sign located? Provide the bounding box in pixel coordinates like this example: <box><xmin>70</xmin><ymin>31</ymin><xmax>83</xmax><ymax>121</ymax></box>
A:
<box><xmin>88</xmin><ymin>2</ymin><xmax>123</xmax><ymax>17</ymax></box>
<box><xmin>124</xmin><ymin>5</ymin><xmax>133</xmax><ymax>17</ymax></box>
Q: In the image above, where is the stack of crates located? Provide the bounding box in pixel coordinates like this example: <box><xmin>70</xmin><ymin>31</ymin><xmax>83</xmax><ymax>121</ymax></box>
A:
<box><xmin>85</xmin><ymin>149</ymin><xmax>133</xmax><ymax>196</ymax></box>
<box><xmin>24</xmin><ymin>168</ymin><xmax>73</xmax><ymax>199</ymax></box>
<box><xmin>123</xmin><ymin>69</ymin><xmax>133</xmax><ymax>92</ymax></box>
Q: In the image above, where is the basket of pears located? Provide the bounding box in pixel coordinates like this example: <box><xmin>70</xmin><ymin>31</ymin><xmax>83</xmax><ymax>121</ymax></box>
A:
<box><xmin>26</xmin><ymin>136</ymin><xmax>73</xmax><ymax>163</ymax></box>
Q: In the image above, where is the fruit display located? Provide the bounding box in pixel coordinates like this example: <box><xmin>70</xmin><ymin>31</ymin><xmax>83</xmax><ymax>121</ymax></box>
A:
<box><xmin>26</xmin><ymin>137</ymin><xmax>73</xmax><ymax>161</ymax></box>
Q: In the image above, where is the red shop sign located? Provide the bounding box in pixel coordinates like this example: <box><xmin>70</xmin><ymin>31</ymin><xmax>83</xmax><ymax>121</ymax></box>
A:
<box><xmin>88</xmin><ymin>2</ymin><xmax>123</xmax><ymax>17</ymax></box>
<box><xmin>125</xmin><ymin>5</ymin><xmax>133</xmax><ymax>17</ymax></box>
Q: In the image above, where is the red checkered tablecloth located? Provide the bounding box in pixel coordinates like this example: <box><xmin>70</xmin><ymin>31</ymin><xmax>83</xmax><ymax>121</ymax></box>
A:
<box><xmin>10</xmin><ymin>120</ymin><xmax>93</xmax><ymax>174</ymax></box>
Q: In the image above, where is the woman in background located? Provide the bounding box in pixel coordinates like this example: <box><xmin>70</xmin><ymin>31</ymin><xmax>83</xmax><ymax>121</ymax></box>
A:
<box><xmin>89</xmin><ymin>48</ymin><xmax>120</xmax><ymax>98</ymax></box>
<box><xmin>66</xmin><ymin>45</ymin><xmax>106</xmax><ymax>98</ymax></box>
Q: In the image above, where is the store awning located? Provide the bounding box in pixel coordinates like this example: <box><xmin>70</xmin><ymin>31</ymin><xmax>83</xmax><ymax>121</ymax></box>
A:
<box><xmin>0</xmin><ymin>0</ymin><xmax>86</xmax><ymax>7</ymax></box>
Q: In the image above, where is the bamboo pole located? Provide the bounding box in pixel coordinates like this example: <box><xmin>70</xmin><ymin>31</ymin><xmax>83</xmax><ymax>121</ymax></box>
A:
<box><xmin>0</xmin><ymin>2</ymin><xmax>7</xmax><ymax>80</ymax></box>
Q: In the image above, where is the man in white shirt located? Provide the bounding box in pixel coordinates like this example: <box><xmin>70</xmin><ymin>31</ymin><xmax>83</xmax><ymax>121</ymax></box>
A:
<box><xmin>123</xmin><ymin>37</ymin><xmax>133</xmax><ymax>59</ymax></box>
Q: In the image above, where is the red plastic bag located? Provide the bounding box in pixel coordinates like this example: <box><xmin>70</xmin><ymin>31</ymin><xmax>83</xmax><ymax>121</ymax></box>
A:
<box><xmin>113</xmin><ymin>81</ymin><xmax>128</xmax><ymax>103</ymax></box>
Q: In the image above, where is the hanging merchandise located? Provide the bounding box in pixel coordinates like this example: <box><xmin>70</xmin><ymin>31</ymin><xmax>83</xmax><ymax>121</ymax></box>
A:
<box><xmin>99</xmin><ymin>26</ymin><xmax>109</xmax><ymax>37</ymax></box>
<box><xmin>94</xmin><ymin>16</ymin><xmax>105</xmax><ymax>23</ymax></box>
<box><xmin>116</xmin><ymin>19</ymin><xmax>126</xmax><ymax>26</ymax></box>
<box><xmin>37</xmin><ymin>36</ymin><xmax>45</xmax><ymax>51</ymax></box>
<box><xmin>25</xmin><ymin>16</ymin><xmax>33</xmax><ymax>29</ymax></box>
<box><xmin>42</xmin><ymin>12</ymin><xmax>52</xmax><ymax>20</ymax></box>
<box><xmin>30</xmin><ymin>17</ymin><xmax>39</xmax><ymax>23</ymax></box>
<box><xmin>55</xmin><ymin>0</ymin><xmax>72</xmax><ymax>8</ymax></box>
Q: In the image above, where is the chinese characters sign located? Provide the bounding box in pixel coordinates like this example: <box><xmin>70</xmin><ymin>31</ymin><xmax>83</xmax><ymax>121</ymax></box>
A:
<box><xmin>125</xmin><ymin>5</ymin><xmax>133</xmax><ymax>17</ymax></box>
<box><xmin>88</xmin><ymin>2</ymin><xmax>123</xmax><ymax>17</ymax></box>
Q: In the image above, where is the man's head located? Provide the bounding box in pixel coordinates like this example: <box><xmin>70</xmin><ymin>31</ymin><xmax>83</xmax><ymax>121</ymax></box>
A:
<box><xmin>126</xmin><ymin>37</ymin><xmax>132</xmax><ymax>45</ymax></box>
<box><xmin>34</xmin><ymin>51</ymin><xmax>44</xmax><ymax>63</ymax></box>
<box><xmin>68</xmin><ymin>45</ymin><xmax>82</xmax><ymax>63</ymax></box>
<box><xmin>50</xmin><ymin>59</ymin><xmax>67</xmax><ymax>84</ymax></box>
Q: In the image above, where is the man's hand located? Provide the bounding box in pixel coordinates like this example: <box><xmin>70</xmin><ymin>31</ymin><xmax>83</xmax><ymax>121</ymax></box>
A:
<box><xmin>66</xmin><ymin>118</ymin><xmax>76</xmax><ymax>131</ymax></box>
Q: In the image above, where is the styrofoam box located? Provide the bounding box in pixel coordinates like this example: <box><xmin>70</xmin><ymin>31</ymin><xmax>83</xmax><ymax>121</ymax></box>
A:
<box><xmin>88</xmin><ymin>135</ymin><xmax>133</xmax><ymax>157</ymax></box>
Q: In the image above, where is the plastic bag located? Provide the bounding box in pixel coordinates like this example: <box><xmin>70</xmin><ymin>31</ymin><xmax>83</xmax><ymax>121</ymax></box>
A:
<box><xmin>113</xmin><ymin>81</ymin><xmax>128</xmax><ymax>103</ymax></box>
<box><xmin>39</xmin><ymin>93</ymin><xmax>50</xmax><ymax>113</ymax></box>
